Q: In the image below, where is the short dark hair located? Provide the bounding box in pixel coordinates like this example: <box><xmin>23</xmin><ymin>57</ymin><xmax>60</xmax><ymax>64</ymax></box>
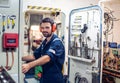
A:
<box><xmin>40</xmin><ymin>17</ymin><xmax>54</xmax><ymax>26</ymax></box>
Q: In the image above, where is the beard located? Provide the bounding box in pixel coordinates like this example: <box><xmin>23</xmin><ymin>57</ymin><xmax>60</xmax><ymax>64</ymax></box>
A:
<box><xmin>42</xmin><ymin>31</ymin><xmax>52</xmax><ymax>37</ymax></box>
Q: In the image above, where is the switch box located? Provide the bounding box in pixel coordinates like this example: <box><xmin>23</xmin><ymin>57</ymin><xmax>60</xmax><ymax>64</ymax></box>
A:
<box><xmin>3</xmin><ymin>33</ymin><xmax>18</xmax><ymax>48</ymax></box>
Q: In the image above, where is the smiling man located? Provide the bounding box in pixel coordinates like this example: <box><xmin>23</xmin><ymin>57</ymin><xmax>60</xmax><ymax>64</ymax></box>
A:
<box><xmin>22</xmin><ymin>17</ymin><xmax>65</xmax><ymax>83</ymax></box>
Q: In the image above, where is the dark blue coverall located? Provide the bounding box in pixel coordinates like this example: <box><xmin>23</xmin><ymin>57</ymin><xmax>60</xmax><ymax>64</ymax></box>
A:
<box><xmin>34</xmin><ymin>34</ymin><xmax>65</xmax><ymax>83</ymax></box>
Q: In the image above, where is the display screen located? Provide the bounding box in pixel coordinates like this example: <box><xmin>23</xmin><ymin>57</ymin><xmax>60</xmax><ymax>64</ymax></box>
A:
<box><xmin>7</xmin><ymin>39</ymin><xmax>16</xmax><ymax>43</ymax></box>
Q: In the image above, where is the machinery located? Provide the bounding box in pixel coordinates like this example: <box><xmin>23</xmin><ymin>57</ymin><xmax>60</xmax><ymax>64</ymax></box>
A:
<box><xmin>0</xmin><ymin>66</ymin><xmax>15</xmax><ymax>83</ymax></box>
<box><xmin>101</xmin><ymin>1</ymin><xmax>120</xmax><ymax>82</ymax></box>
<box><xmin>68</xmin><ymin>5</ymin><xmax>102</xmax><ymax>83</ymax></box>
<box><xmin>0</xmin><ymin>0</ymin><xmax>21</xmax><ymax>82</ymax></box>
<box><xmin>68</xmin><ymin>1</ymin><xmax>120</xmax><ymax>82</ymax></box>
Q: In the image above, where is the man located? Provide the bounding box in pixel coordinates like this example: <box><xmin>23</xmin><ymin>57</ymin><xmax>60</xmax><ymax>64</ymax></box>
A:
<box><xmin>22</xmin><ymin>17</ymin><xmax>65</xmax><ymax>83</ymax></box>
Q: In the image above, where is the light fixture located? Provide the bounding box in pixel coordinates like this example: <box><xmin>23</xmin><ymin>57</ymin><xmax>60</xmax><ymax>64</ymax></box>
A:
<box><xmin>31</xmin><ymin>25</ymin><xmax>39</xmax><ymax>31</ymax></box>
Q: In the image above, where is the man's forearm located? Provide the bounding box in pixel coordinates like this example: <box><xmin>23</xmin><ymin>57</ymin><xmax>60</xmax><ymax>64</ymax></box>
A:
<box><xmin>22</xmin><ymin>55</ymin><xmax>35</xmax><ymax>61</ymax></box>
<box><xmin>28</xmin><ymin>55</ymin><xmax>50</xmax><ymax>68</ymax></box>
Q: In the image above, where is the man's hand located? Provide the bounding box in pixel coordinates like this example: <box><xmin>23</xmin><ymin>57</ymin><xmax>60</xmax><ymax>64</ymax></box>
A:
<box><xmin>22</xmin><ymin>63</ymin><xmax>31</xmax><ymax>73</ymax></box>
<box><xmin>22</xmin><ymin>55</ymin><xmax>50</xmax><ymax>74</ymax></box>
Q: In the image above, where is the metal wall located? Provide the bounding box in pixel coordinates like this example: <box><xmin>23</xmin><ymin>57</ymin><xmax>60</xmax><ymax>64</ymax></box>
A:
<box><xmin>0</xmin><ymin>0</ymin><xmax>22</xmax><ymax>82</ymax></box>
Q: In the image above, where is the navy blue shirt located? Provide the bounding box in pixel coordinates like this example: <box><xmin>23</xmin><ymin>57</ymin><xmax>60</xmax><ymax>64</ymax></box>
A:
<box><xmin>34</xmin><ymin>34</ymin><xmax>65</xmax><ymax>83</ymax></box>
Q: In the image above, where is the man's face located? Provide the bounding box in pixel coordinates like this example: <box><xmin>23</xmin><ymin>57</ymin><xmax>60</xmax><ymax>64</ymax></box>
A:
<box><xmin>40</xmin><ymin>22</ymin><xmax>52</xmax><ymax>37</ymax></box>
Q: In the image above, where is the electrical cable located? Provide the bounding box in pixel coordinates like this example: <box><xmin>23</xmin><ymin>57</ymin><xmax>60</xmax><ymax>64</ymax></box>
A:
<box><xmin>104</xmin><ymin>12</ymin><xmax>114</xmax><ymax>45</ymax></box>
<box><xmin>104</xmin><ymin>7</ymin><xmax>120</xmax><ymax>43</ymax></box>
<box><xmin>10</xmin><ymin>50</ymin><xmax>14</xmax><ymax>70</ymax></box>
<box><xmin>104</xmin><ymin>12</ymin><xmax>113</xmax><ymax>34</ymax></box>
<box><xmin>5</xmin><ymin>49</ymin><xmax>14</xmax><ymax>70</ymax></box>
<box><xmin>5</xmin><ymin>50</ymin><xmax>9</xmax><ymax>69</ymax></box>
